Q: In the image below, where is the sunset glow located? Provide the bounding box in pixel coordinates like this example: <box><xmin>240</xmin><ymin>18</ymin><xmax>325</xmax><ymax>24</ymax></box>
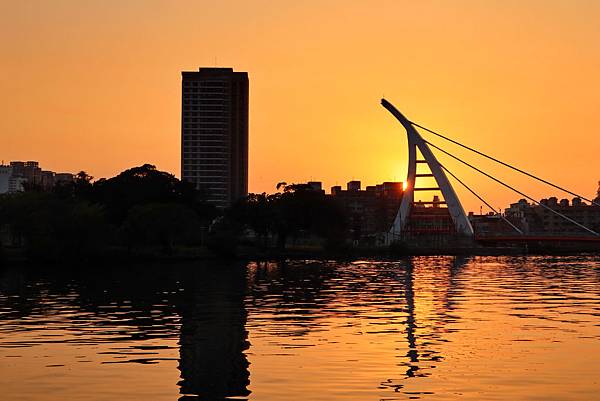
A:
<box><xmin>2</xmin><ymin>1</ymin><xmax>600</xmax><ymax>211</ymax></box>
<box><xmin>2</xmin><ymin>3</ymin><xmax>600</xmax><ymax>401</ymax></box>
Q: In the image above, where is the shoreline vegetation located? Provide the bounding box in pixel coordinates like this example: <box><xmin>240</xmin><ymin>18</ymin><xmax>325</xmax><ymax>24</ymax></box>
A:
<box><xmin>1</xmin><ymin>164</ymin><xmax>598</xmax><ymax>266</ymax></box>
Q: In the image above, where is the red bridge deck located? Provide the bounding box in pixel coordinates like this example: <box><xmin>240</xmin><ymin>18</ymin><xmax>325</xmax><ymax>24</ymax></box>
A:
<box><xmin>476</xmin><ymin>235</ymin><xmax>600</xmax><ymax>243</ymax></box>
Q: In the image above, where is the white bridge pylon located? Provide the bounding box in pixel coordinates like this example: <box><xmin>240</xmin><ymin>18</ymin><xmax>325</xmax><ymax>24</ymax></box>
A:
<box><xmin>381</xmin><ymin>99</ymin><xmax>474</xmax><ymax>238</ymax></box>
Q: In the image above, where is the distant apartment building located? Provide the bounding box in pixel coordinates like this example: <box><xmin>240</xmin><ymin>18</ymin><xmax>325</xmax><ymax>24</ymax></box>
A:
<box><xmin>10</xmin><ymin>161</ymin><xmax>41</xmax><ymax>185</ymax></box>
<box><xmin>330</xmin><ymin>181</ymin><xmax>403</xmax><ymax>242</ymax></box>
<box><xmin>181</xmin><ymin>67</ymin><xmax>249</xmax><ymax>208</ymax></box>
<box><xmin>504</xmin><ymin>192</ymin><xmax>600</xmax><ymax>235</ymax></box>
<box><xmin>0</xmin><ymin>161</ymin><xmax>74</xmax><ymax>194</ymax></box>
<box><xmin>468</xmin><ymin>212</ymin><xmax>518</xmax><ymax>236</ymax></box>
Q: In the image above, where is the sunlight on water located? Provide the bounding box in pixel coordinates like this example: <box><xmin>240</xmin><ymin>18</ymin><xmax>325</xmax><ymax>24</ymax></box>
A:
<box><xmin>1</xmin><ymin>256</ymin><xmax>599</xmax><ymax>400</ymax></box>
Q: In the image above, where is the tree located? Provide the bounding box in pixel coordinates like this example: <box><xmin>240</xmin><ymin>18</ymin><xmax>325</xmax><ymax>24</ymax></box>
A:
<box><xmin>0</xmin><ymin>192</ymin><xmax>109</xmax><ymax>261</ymax></box>
<box><xmin>1</xmin><ymin>164</ymin><xmax>219</xmax><ymax>262</ymax></box>
<box><xmin>272</xmin><ymin>183</ymin><xmax>347</xmax><ymax>249</ymax></box>
<box><xmin>223</xmin><ymin>183</ymin><xmax>348</xmax><ymax>251</ymax></box>
<box><xmin>228</xmin><ymin>193</ymin><xmax>274</xmax><ymax>248</ymax></box>
<box><xmin>121</xmin><ymin>202</ymin><xmax>202</xmax><ymax>255</ymax></box>
<box><xmin>91</xmin><ymin>164</ymin><xmax>212</xmax><ymax>224</ymax></box>
<box><xmin>53</xmin><ymin>171</ymin><xmax>94</xmax><ymax>200</ymax></box>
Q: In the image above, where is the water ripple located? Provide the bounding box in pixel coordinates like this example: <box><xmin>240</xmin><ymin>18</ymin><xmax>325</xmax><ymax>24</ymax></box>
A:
<box><xmin>0</xmin><ymin>256</ymin><xmax>599</xmax><ymax>400</ymax></box>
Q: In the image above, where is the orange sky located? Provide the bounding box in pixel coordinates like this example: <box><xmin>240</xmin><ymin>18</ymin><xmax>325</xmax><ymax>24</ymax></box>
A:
<box><xmin>2</xmin><ymin>0</ymin><xmax>599</xmax><ymax>212</ymax></box>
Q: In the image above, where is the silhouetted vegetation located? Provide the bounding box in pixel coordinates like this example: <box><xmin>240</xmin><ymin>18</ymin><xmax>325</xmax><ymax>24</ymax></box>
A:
<box><xmin>0</xmin><ymin>167</ymin><xmax>351</xmax><ymax>263</ymax></box>
<box><xmin>0</xmin><ymin>164</ymin><xmax>217</xmax><ymax>262</ymax></box>
<box><xmin>209</xmin><ymin>183</ymin><xmax>348</xmax><ymax>256</ymax></box>
<box><xmin>0</xmin><ymin>192</ymin><xmax>109</xmax><ymax>261</ymax></box>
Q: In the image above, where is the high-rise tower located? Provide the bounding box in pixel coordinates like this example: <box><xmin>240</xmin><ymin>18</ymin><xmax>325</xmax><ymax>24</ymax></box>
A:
<box><xmin>181</xmin><ymin>67</ymin><xmax>249</xmax><ymax>208</ymax></box>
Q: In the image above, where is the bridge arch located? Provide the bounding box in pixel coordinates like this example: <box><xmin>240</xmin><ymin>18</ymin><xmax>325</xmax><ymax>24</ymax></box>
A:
<box><xmin>381</xmin><ymin>99</ymin><xmax>474</xmax><ymax>240</ymax></box>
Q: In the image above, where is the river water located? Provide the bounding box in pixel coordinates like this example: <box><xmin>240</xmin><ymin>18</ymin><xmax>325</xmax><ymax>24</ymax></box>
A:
<box><xmin>1</xmin><ymin>256</ymin><xmax>599</xmax><ymax>401</ymax></box>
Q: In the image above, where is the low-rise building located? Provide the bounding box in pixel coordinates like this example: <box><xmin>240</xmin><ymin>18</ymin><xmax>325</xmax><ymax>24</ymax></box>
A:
<box><xmin>306</xmin><ymin>181</ymin><xmax>325</xmax><ymax>194</ymax></box>
<box><xmin>330</xmin><ymin>180</ymin><xmax>403</xmax><ymax>243</ymax></box>
<box><xmin>10</xmin><ymin>161</ymin><xmax>42</xmax><ymax>185</ymax></box>
<box><xmin>468</xmin><ymin>212</ymin><xmax>519</xmax><ymax>236</ymax></box>
<box><xmin>40</xmin><ymin>171</ymin><xmax>55</xmax><ymax>190</ymax></box>
<box><xmin>54</xmin><ymin>173</ymin><xmax>75</xmax><ymax>184</ymax></box>
<box><xmin>8</xmin><ymin>176</ymin><xmax>27</xmax><ymax>193</ymax></box>
<box><xmin>0</xmin><ymin>165</ymin><xmax>12</xmax><ymax>193</ymax></box>
<box><xmin>504</xmin><ymin>190</ymin><xmax>600</xmax><ymax>235</ymax></box>
<box><xmin>0</xmin><ymin>161</ymin><xmax>75</xmax><ymax>194</ymax></box>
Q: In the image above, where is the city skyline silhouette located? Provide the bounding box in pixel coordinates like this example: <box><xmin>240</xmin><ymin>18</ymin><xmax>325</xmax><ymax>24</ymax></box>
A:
<box><xmin>2</xmin><ymin>1</ymin><xmax>600</xmax><ymax>211</ymax></box>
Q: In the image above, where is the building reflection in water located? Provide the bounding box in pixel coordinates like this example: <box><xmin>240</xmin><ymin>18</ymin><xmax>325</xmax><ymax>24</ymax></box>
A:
<box><xmin>0</xmin><ymin>263</ymin><xmax>252</xmax><ymax>400</ymax></box>
<box><xmin>177</xmin><ymin>265</ymin><xmax>251</xmax><ymax>400</ymax></box>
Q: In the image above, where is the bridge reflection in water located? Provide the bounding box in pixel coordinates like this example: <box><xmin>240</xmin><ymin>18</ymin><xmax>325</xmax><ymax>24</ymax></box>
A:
<box><xmin>243</xmin><ymin>258</ymin><xmax>471</xmax><ymax>399</ymax></box>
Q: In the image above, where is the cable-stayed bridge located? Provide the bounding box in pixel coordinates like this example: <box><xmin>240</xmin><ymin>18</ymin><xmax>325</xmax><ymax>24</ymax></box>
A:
<box><xmin>381</xmin><ymin>99</ymin><xmax>600</xmax><ymax>247</ymax></box>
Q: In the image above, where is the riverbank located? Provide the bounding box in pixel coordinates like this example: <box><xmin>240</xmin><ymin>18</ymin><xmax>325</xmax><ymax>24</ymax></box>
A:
<box><xmin>2</xmin><ymin>242</ymin><xmax>599</xmax><ymax>267</ymax></box>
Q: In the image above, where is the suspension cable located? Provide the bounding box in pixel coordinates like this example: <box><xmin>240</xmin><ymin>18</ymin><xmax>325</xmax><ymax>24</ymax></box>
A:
<box><xmin>439</xmin><ymin>164</ymin><xmax>523</xmax><ymax>235</ymax></box>
<box><xmin>425</xmin><ymin>140</ymin><xmax>600</xmax><ymax>236</ymax></box>
<box><xmin>411</xmin><ymin>121</ymin><xmax>600</xmax><ymax>207</ymax></box>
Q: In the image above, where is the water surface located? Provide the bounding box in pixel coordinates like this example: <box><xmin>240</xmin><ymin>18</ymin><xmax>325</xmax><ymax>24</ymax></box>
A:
<box><xmin>1</xmin><ymin>256</ymin><xmax>600</xmax><ymax>400</ymax></box>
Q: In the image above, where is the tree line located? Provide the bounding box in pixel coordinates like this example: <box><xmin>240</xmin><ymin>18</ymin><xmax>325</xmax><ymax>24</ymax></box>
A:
<box><xmin>213</xmin><ymin>183</ymin><xmax>347</xmax><ymax>255</ymax></box>
<box><xmin>0</xmin><ymin>165</ymin><xmax>348</xmax><ymax>262</ymax></box>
